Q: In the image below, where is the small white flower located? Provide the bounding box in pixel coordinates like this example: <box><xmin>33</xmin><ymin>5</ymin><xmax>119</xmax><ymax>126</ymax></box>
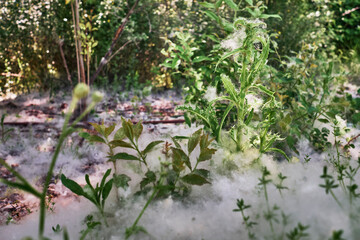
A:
<box><xmin>63</xmin><ymin>18</ymin><xmax>68</xmax><ymax>22</ymax></box>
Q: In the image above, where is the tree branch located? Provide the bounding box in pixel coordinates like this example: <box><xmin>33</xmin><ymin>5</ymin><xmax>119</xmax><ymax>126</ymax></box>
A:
<box><xmin>90</xmin><ymin>0</ymin><xmax>140</xmax><ymax>85</ymax></box>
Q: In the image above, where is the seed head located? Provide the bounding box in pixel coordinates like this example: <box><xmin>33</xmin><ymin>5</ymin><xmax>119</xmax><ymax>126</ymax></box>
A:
<box><xmin>92</xmin><ymin>91</ymin><xmax>104</xmax><ymax>103</ymax></box>
<box><xmin>73</xmin><ymin>83</ymin><xmax>89</xmax><ymax>99</ymax></box>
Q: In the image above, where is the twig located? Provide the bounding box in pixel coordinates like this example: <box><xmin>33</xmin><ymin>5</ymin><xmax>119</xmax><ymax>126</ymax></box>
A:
<box><xmin>90</xmin><ymin>0</ymin><xmax>140</xmax><ymax>85</ymax></box>
<box><xmin>58</xmin><ymin>39</ymin><xmax>72</xmax><ymax>83</ymax></box>
<box><xmin>107</xmin><ymin>40</ymin><xmax>133</xmax><ymax>63</ymax></box>
<box><xmin>344</xmin><ymin>133</ymin><xmax>360</xmax><ymax>149</ymax></box>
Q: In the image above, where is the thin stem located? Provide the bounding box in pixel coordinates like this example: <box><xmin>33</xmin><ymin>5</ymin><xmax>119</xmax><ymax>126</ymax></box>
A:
<box><xmin>263</xmin><ymin>183</ymin><xmax>274</xmax><ymax>235</ymax></box>
<box><xmin>39</xmin><ymin>97</ymin><xmax>92</xmax><ymax>238</ymax></box>
<box><xmin>39</xmin><ymin>134</ymin><xmax>67</xmax><ymax>237</ymax></box>
<box><xmin>330</xmin><ymin>190</ymin><xmax>343</xmax><ymax>209</ymax></box>
<box><xmin>127</xmin><ymin>176</ymin><xmax>163</xmax><ymax>239</ymax></box>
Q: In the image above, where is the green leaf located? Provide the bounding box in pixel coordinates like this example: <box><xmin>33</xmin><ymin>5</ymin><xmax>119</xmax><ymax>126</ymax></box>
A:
<box><xmin>110</xmin><ymin>153</ymin><xmax>140</xmax><ymax>161</ymax></box>
<box><xmin>224</xmin><ymin>0</ymin><xmax>238</xmax><ymax>10</ymax></box>
<box><xmin>193</xmin><ymin>56</ymin><xmax>211</xmax><ymax>63</ymax></box>
<box><xmin>245</xmin><ymin>0</ymin><xmax>253</xmax><ymax>5</ymax></box>
<box><xmin>200</xmin><ymin>134</ymin><xmax>213</xmax><ymax>150</ymax></box>
<box><xmin>171</xmin><ymin>137</ymin><xmax>182</xmax><ymax>149</ymax></box>
<box><xmin>133</xmin><ymin>121</ymin><xmax>143</xmax><ymax>141</ymax></box>
<box><xmin>171</xmin><ymin>147</ymin><xmax>190</xmax><ymax>172</ymax></box>
<box><xmin>79</xmin><ymin>132</ymin><xmax>91</xmax><ymax>140</ymax></box>
<box><xmin>318</xmin><ymin>118</ymin><xmax>330</xmax><ymax>123</ymax></box>
<box><xmin>198</xmin><ymin>148</ymin><xmax>216</xmax><ymax>162</ymax></box>
<box><xmin>217</xmin><ymin>48</ymin><xmax>241</xmax><ymax>69</ymax></box>
<box><xmin>182</xmin><ymin>173</ymin><xmax>210</xmax><ymax>185</ymax></box>
<box><xmin>114</xmin><ymin>127</ymin><xmax>126</xmax><ymax>140</ymax></box>
<box><xmin>244</xmin><ymin>108</ymin><xmax>254</xmax><ymax>125</ymax></box>
<box><xmin>100</xmin><ymin>169</ymin><xmax>112</xmax><ymax>190</ymax></box>
<box><xmin>206</xmin><ymin>34</ymin><xmax>220</xmax><ymax>43</ymax></box>
<box><xmin>259</xmin><ymin>14</ymin><xmax>281</xmax><ymax>19</ymax></box>
<box><xmin>221</xmin><ymin>74</ymin><xmax>238</xmax><ymax>102</ymax></box>
<box><xmin>104</xmin><ymin>124</ymin><xmax>115</xmax><ymax>138</ymax></box>
<box><xmin>61</xmin><ymin>174</ymin><xmax>84</xmax><ymax>196</ymax></box>
<box><xmin>215</xmin><ymin>0</ymin><xmax>223</xmax><ymax>8</ymax></box>
<box><xmin>204</xmin><ymin>10</ymin><xmax>220</xmax><ymax>23</ymax></box>
<box><xmin>142</xmin><ymin>140</ymin><xmax>164</xmax><ymax>155</ymax></box>
<box><xmin>140</xmin><ymin>171</ymin><xmax>156</xmax><ymax>189</ymax></box>
<box><xmin>267</xmin><ymin>148</ymin><xmax>290</xmax><ymax>162</ymax></box>
<box><xmin>113</xmin><ymin>174</ymin><xmax>131</xmax><ymax>189</ymax></box>
<box><xmin>82</xmin><ymin>184</ymin><xmax>97</xmax><ymax>204</ymax></box>
<box><xmin>193</xmin><ymin>169</ymin><xmax>210</xmax><ymax>178</ymax></box>
<box><xmin>188</xmin><ymin>129</ymin><xmax>202</xmax><ymax>154</ymax></box>
<box><xmin>253</xmin><ymin>84</ymin><xmax>274</xmax><ymax>97</ymax></box>
<box><xmin>199</xmin><ymin>2</ymin><xmax>215</xmax><ymax>9</ymax></box>
<box><xmin>121</xmin><ymin>118</ymin><xmax>134</xmax><ymax>141</ymax></box>
<box><xmin>0</xmin><ymin>179</ymin><xmax>41</xmax><ymax>198</ymax></box>
<box><xmin>110</xmin><ymin>140</ymin><xmax>134</xmax><ymax>149</ymax></box>
<box><xmin>102</xmin><ymin>179</ymin><xmax>113</xmax><ymax>200</ymax></box>
<box><xmin>89</xmin><ymin>122</ymin><xmax>104</xmax><ymax>136</ymax></box>
<box><xmin>88</xmin><ymin>135</ymin><xmax>106</xmax><ymax>144</ymax></box>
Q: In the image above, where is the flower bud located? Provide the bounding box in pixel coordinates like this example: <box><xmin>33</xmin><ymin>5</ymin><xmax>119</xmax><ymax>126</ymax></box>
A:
<box><xmin>92</xmin><ymin>91</ymin><xmax>104</xmax><ymax>103</ymax></box>
<box><xmin>73</xmin><ymin>83</ymin><xmax>90</xmax><ymax>99</ymax></box>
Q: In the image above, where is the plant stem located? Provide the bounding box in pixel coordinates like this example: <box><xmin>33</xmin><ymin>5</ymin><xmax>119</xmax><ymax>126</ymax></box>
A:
<box><xmin>127</xmin><ymin>177</ymin><xmax>162</xmax><ymax>239</ymax></box>
<box><xmin>263</xmin><ymin>183</ymin><xmax>274</xmax><ymax>235</ymax></box>
<box><xmin>39</xmin><ymin>98</ymin><xmax>93</xmax><ymax>238</ymax></box>
<box><xmin>330</xmin><ymin>189</ymin><xmax>343</xmax><ymax>209</ymax></box>
<box><xmin>39</xmin><ymin>133</ymin><xmax>67</xmax><ymax>237</ymax></box>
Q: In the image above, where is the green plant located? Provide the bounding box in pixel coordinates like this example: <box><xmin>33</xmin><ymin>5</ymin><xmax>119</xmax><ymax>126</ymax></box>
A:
<box><xmin>61</xmin><ymin>168</ymin><xmax>113</xmax><ymax>226</ymax></box>
<box><xmin>0</xmin><ymin>83</ymin><xmax>102</xmax><ymax>239</ymax></box>
<box><xmin>126</xmin><ymin>129</ymin><xmax>216</xmax><ymax>239</ymax></box>
<box><xmin>319</xmin><ymin>166</ymin><xmax>342</xmax><ymax>208</ymax></box>
<box><xmin>233</xmin><ymin>198</ymin><xmax>257</xmax><ymax>239</ymax></box>
<box><xmin>177</xmin><ymin>16</ymin><xmax>288</xmax><ymax>162</ymax></box>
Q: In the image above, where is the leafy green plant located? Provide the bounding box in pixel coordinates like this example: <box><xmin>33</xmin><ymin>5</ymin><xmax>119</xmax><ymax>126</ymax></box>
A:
<box><xmin>233</xmin><ymin>198</ymin><xmax>257</xmax><ymax>239</ymax></box>
<box><xmin>126</xmin><ymin>129</ymin><xmax>216</xmax><ymax>239</ymax></box>
<box><xmin>61</xmin><ymin>168</ymin><xmax>113</xmax><ymax>226</ymax></box>
<box><xmin>177</xmin><ymin>14</ymin><xmax>288</xmax><ymax>162</ymax></box>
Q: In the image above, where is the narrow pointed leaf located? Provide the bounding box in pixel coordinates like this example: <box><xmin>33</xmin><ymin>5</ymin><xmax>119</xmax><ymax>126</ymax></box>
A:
<box><xmin>199</xmin><ymin>2</ymin><xmax>215</xmax><ymax>8</ymax></box>
<box><xmin>133</xmin><ymin>121</ymin><xmax>143</xmax><ymax>141</ymax></box>
<box><xmin>142</xmin><ymin>140</ymin><xmax>164</xmax><ymax>155</ymax></box>
<box><xmin>88</xmin><ymin>135</ymin><xmax>106</xmax><ymax>144</ymax></box>
<box><xmin>110</xmin><ymin>153</ymin><xmax>140</xmax><ymax>161</ymax></box>
<box><xmin>188</xmin><ymin>129</ymin><xmax>202</xmax><ymax>154</ymax></box>
<box><xmin>221</xmin><ymin>74</ymin><xmax>238</xmax><ymax>102</ymax></box>
<box><xmin>110</xmin><ymin>140</ymin><xmax>134</xmax><ymax>149</ymax></box>
<box><xmin>267</xmin><ymin>148</ymin><xmax>290</xmax><ymax>162</ymax></box>
<box><xmin>102</xmin><ymin>179</ymin><xmax>113</xmax><ymax>200</ymax></box>
<box><xmin>61</xmin><ymin>174</ymin><xmax>84</xmax><ymax>196</ymax></box>
<box><xmin>104</xmin><ymin>124</ymin><xmax>115</xmax><ymax>138</ymax></box>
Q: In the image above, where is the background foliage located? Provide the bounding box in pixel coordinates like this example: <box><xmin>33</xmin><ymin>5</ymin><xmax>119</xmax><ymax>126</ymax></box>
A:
<box><xmin>0</xmin><ymin>0</ymin><xmax>359</xmax><ymax>94</ymax></box>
